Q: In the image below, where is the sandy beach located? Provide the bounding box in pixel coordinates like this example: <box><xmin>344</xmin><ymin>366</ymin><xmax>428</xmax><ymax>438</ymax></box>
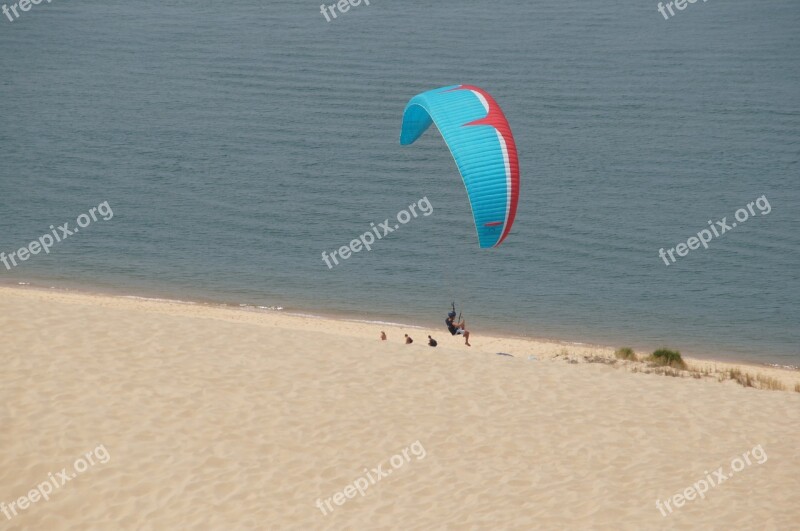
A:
<box><xmin>1</xmin><ymin>285</ymin><xmax>798</xmax><ymax>530</ymax></box>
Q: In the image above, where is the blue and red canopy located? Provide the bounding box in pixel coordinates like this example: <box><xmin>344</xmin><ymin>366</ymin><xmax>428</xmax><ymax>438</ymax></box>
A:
<box><xmin>400</xmin><ymin>84</ymin><xmax>520</xmax><ymax>248</ymax></box>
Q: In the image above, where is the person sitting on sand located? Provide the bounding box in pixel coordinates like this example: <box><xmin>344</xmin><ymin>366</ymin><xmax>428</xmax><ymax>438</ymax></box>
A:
<box><xmin>428</xmin><ymin>335</ymin><xmax>437</xmax><ymax>347</ymax></box>
<box><xmin>404</xmin><ymin>334</ymin><xmax>413</xmax><ymax>344</ymax></box>
<box><xmin>445</xmin><ymin>311</ymin><xmax>471</xmax><ymax>346</ymax></box>
<box><xmin>380</xmin><ymin>331</ymin><xmax>387</xmax><ymax>341</ymax></box>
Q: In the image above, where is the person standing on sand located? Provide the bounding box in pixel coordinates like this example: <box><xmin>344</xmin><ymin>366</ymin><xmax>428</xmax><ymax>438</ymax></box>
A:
<box><xmin>445</xmin><ymin>311</ymin><xmax>471</xmax><ymax>346</ymax></box>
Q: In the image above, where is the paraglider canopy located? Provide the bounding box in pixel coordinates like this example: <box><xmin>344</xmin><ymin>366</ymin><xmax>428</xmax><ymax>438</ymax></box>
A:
<box><xmin>400</xmin><ymin>84</ymin><xmax>520</xmax><ymax>248</ymax></box>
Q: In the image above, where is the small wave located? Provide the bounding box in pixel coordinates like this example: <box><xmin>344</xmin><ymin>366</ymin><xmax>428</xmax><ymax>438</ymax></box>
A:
<box><xmin>345</xmin><ymin>318</ymin><xmax>426</xmax><ymax>329</ymax></box>
<box><xmin>237</xmin><ymin>304</ymin><xmax>284</xmax><ymax>311</ymax></box>
<box><xmin>765</xmin><ymin>363</ymin><xmax>800</xmax><ymax>371</ymax></box>
<box><xmin>120</xmin><ymin>295</ymin><xmax>197</xmax><ymax>305</ymax></box>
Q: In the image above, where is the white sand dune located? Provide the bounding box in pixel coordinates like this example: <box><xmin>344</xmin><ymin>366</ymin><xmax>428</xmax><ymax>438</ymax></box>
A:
<box><xmin>0</xmin><ymin>286</ymin><xmax>798</xmax><ymax>530</ymax></box>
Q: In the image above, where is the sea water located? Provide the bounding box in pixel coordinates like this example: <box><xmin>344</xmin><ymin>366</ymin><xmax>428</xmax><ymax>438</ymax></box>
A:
<box><xmin>1</xmin><ymin>0</ymin><xmax>798</xmax><ymax>366</ymax></box>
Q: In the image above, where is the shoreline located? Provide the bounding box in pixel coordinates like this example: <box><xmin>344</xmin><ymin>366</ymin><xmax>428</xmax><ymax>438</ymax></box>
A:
<box><xmin>2</xmin><ymin>283</ymin><xmax>798</xmax><ymax>388</ymax></box>
<box><xmin>3</xmin><ymin>277</ymin><xmax>797</xmax><ymax>371</ymax></box>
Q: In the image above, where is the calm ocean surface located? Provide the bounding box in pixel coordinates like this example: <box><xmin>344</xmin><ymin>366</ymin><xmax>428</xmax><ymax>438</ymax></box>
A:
<box><xmin>1</xmin><ymin>1</ymin><xmax>798</xmax><ymax>366</ymax></box>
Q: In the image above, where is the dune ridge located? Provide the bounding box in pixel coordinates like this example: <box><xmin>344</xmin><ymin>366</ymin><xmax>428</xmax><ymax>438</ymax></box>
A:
<box><xmin>1</xmin><ymin>285</ymin><xmax>798</xmax><ymax>529</ymax></box>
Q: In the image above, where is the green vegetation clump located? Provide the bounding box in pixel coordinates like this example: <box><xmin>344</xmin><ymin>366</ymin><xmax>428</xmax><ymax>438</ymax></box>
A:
<box><xmin>614</xmin><ymin>347</ymin><xmax>637</xmax><ymax>361</ymax></box>
<box><xmin>648</xmin><ymin>348</ymin><xmax>687</xmax><ymax>370</ymax></box>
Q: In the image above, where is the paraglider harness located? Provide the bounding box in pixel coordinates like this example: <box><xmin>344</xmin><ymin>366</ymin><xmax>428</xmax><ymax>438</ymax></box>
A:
<box><xmin>446</xmin><ymin>302</ymin><xmax>462</xmax><ymax>335</ymax></box>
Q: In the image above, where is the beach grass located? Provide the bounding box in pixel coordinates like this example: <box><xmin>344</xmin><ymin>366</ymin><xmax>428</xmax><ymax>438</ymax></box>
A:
<box><xmin>718</xmin><ymin>367</ymin><xmax>787</xmax><ymax>391</ymax></box>
<box><xmin>648</xmin><ymin>348</ymin><xmax>687</xmax><ymax>370</ymax></box>
<box><xmin>614</xmin><ymin>347</ymin><xmax>637</xmax><ymax>361</ymax></box>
